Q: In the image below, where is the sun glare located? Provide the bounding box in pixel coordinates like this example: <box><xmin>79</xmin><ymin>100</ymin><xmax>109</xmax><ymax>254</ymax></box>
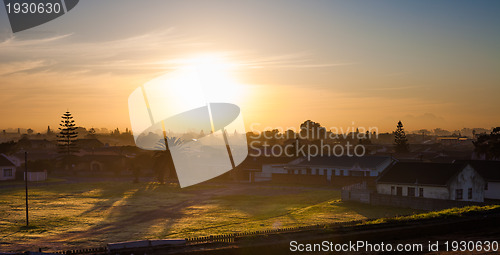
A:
<box><xmin>171</xmin><ymin>55</ymin><xmax>246</xmax><ymax>104</ymax></box>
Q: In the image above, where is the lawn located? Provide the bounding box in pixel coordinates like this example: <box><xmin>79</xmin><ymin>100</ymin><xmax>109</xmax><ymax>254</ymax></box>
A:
<box><xmin>0</xmin><ymin>181</ymin><xmax>420</xmax><ymax>252</ymax></box>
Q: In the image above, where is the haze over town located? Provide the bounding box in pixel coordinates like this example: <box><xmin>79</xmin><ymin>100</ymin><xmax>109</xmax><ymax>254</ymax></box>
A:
<box><xmin>1</xmin><ymin>0</ymin><xmax>499</xmax><ymax>132</ymax></box>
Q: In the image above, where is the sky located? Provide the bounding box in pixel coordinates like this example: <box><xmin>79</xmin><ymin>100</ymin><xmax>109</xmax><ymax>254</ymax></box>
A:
<box><xmin>0</xmin><ymin>0</ymin><xmax>499</xmax><ymax>133</ymax></box>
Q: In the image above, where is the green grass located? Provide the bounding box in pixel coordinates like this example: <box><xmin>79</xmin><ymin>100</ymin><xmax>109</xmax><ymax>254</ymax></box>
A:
<box><xmin>364</xmin><ymin>205</ymin><xmax>500</xmax><ymax>225</ymax></box>
<box><xmin>0</xmin><ymin>182</ymin><xmax>418</xmax><ymax>252</ymax></box>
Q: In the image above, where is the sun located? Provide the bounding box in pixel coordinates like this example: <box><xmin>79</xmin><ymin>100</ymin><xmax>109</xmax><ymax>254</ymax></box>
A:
<box><xmin>173</xmin><ymin>54</ymin><xmax>246</xmax><ymax>104</ymax></box>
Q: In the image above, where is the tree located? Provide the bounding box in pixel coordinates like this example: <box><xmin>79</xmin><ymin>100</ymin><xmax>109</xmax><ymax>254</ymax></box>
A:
<box><xmin>473</xmin><ymin>127</ymin><xmax>500</xmax><ymax>160</ymax></box>
<box><xmin>86</xmin><ymin>127</ymin><xmax>96</xmax><ymax>138</ymax></box>
<box><xmin>57</xmin><ymin>111</ymin><xmax>78</xmax><ymax>169</ymax></box>
<box><xmin>394</xmin><ymin>121</ymin><xmax>409</xmax><ymax>153</ymax></box>
<box><xmin>299</xmin><ymin>120</ymin><xmax>326</xmax><ymax>140</ymax></box>
<box><xmin>153</xmin><ymin>137</ymin><xmax>184</xmax><ymax>184</ymax></box>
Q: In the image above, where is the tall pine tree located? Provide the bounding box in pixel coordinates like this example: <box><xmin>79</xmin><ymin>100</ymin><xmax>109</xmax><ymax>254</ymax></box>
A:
<box><xmin>58</xmin><ymin>111</ymin><xmax>78</xmax><ymax>169</ymax></box>
<box><xmin>394</xmin><ymin>120</ymin><xmax>409</xmax><ymax>153</ymax></box>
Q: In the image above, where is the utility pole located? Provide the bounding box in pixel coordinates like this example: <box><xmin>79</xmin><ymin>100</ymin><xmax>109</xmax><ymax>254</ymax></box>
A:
<box><xmin>25</xmin><ymin>151</ymin><xmax>29</xmax><ymax>226</ymax></box>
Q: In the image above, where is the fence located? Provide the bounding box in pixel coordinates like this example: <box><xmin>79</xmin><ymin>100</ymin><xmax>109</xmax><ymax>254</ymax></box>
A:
<box><xmin>54</xmin><ymin>247</ymin><xmax>107</xmax><ymax>254</ymax></box>
<box><xmin>52</xmin><ymin>219</ymin><xmax>371</xmax><ymax>254</ymax></box>
<box><xmin>185</xmin><ymin>220</ymin><xmax>367</xmax><ymax>244</ymax></box>
<box><xmin>24</xmin><ymin>171</ymin><xmax>48</xmax><ymax>182</ymax></box>
<box><xmin>50</xmin><ymin>207</ymin><xmax>500</xmax><ymax>255</ymax></box>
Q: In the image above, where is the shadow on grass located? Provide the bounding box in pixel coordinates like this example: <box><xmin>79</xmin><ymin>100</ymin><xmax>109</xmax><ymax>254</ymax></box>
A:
<box><xmin>332</xmin><ymin>200</ymin><xmax>423</xmax><ymax>219</ymax></box>
<box><xmin>52</xmin><ymin>181</ymin><xmax>203</xmax><ymax>244</ymax></box>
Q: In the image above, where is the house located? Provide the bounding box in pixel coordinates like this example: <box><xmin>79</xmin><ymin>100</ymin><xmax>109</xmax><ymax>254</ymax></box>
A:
<box><xmin>16</xmin><ymin>138</ymin><xmax>57</xmax><ymax>150</ymax></box>
<box><xmin>235</xmin><ymin>156</ymin><xmax>298</xmax><ymax>182</ymax></box>
<box><xmin>284</xmin><ymin>156</ymin><xmax>393</xmax><ymax>180</ymax></box>
<box><xmin>74</xmin><ymin>138</ymin><xmax>104</xmax><ymax>149</ymax></box>
<box><xmin>74</xmin><ymin>154</ymin><xmax>126</xmax><ymax>174</ymax></box>
<box><xmin>455</xmin><ymin>160</ymin><xmax>500</xmax><ymax>200</ymax></box>
<box><xmin>255</xmin><ymin>157</ymin><xmax>303</xmax><ymax>182</ymax></box>
<box><xmin>0</xmin><ymin>154</ymin><xmax>17</xmax><ymax>181</ymax></box>
<box><xmin>376</xmin><ymin>162</ymin><xmax>485</xmax><ymax>202</ymax></box>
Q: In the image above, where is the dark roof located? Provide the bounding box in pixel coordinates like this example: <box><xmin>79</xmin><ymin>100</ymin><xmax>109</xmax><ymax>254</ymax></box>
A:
<box><xmin>74</xmin><ymin>139</ymin><xmax>104</xmax><ymax>148</ymax></box>
<box><xmin>0</xmin><ymin>154</ymin><xmax>15</xmax><ymax>166</ymax></box>
<box><xmin>238</xmin><ymin>156</ymin><xmax>297</xmax><ymax>170</ymax></box>
<box><xmin>455</xmin><ymin>160</ymin><xmax>500</xmax><ymax>181</ymax></box>
<box><xmin>292</xmin><ymin>156</ymin><xmax>391</xmax><ymax>169</ymax></box>
<box><xmin>377</xmin><ymin>162</ymin><xmax>467</xmax><ymax>186</ymax></box>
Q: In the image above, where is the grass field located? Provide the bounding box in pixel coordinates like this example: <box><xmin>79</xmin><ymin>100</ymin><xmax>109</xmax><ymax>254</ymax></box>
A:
<box><xmin>0</xmin><ymin>181</ymin><xmax>420</xmax><ymax>252</ymax></box>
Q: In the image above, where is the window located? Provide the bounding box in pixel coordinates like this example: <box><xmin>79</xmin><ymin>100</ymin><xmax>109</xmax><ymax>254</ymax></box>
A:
<box><xmin>419</xmin><ymin>188</ymin><xmax>424</xmax><ymax>197</ymax></box>
<box><xmin>396</xmin><ymin>187</ymin><xmax>403</xmax><ymax>196</ymax></box>
<box><xmin>485</xmin><ymin>182</ymin><xmax>488</xmax><ymax>190</ymax></box>
<box><xmin>456</xmin><ymin>189</ymin><xmax>463</xmax><ymax>200</ymax></box>
<box><xmin>468</xmin><ymin>188</ymin><xmax>473</xmax><ymax>199</ymax></box>
<box><xmin>3</xmin><ymin>168</ymin><xmax>12</xmax><ymax>177</ymax></box>
<box><xmin>408</xmin><ymin>187</ymin><xmax>416</xmax><ymax>197</ymax></box>
<box><xmin>391</xmin><ymin>186</ymin><xmax>395</xmax><ymax>195</ymax></box>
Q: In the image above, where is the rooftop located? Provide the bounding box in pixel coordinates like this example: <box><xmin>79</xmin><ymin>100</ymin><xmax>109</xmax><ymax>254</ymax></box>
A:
<box><xmin>455</xmin><ymin>160</ymin><xmax>500</xmax><ymax>181</ymax></box>
<box><xmin>290</xmin><ymin>155</ymin><xmax>392</xmax><ymax>169</ymax></box>
<box><xmin>377</xmin><ymin>162</ymin><xmax>468</xmax><ymax>186</ymax></box>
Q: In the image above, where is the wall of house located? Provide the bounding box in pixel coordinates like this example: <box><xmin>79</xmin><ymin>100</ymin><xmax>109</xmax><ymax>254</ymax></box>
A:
<box><xmin>341</xmin><ymin>189</ymin><xmax>371</xmax><ymax>204</ymax></box>
<box><xmin>484</xmin><ymin>182</ymin><xmax>500</xmax><ymax>200</ymax></box>
<box><xmin>262</xmin><ymin>164</ymin><xmax>287</xmax><ymax>174</ymax></box>
<box><xmin>290</xmin><ymin>158</ymin><xmax>392</xmax><ymax>179</ymax></box>
<box><xmin>377</xmin><ymin>183</ymin><xmax>449</xmax><ymax>200</ymax></box>
<box><xmin>1</xmin><ymin>167</ymin><xmax>16</xmax><ymax>181</ymax></box>
<box><xmin>448</xmin><ymin>165</ymin><xmax>485</xmax><ymax>202</ymax></box>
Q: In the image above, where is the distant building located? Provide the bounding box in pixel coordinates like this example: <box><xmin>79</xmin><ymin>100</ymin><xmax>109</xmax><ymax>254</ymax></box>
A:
<box><xmin>74</xmin><ymin>138</ymin><xmax>104</xmax><ymax>149</ymax></box>
<box><xmin>377</xmin><ymin>162</ymin><xmax>485</xmax><ymax>202</ymax></box>
<box><xmin>235</xmin><ymin>156</ymin><xmax>298</xmax><ymax>182</ymax></box>
<box><xmin>284</xmin><ymin>156</ymin><xmax>393</xmax><ymax>180</ymax></box>
<box><xmin>254</xmin><ymin>157</ymin><xmax>303</xmax><ymax>182</ymax></box>
<box><xmin>456</xmin><ymin>160</ymin><xmax>500</xmax><ymax>200</ymax></box>
<box><xmin>437</xmin><ymin>136</ymin><xmax>471</xmax><ymax>146</ymax></box>
<box><xmin>16</xmin><ymin>138</ymin><xmax>57</xmax><ymax>150</ymax></box>
<box><xmin>74</xmin><ymin>155</ymin><xmax>126</xmax><ymax>173</ymax></box>
<box><xmin>0</xmin><ymin>154</ymin><xmax>17</xmax><ymax>181</ymax></box>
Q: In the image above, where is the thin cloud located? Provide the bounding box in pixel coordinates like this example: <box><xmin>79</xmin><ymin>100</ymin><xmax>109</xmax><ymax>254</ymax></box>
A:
<box><xmin>0</xmin><ymin>60</ymin><xmax>52</xmax><ymax>76</ymax></box>
<box><xmin>365</xmin><ymin>85</ymin><xmax>420</xmax><ymax>91</ymax></box>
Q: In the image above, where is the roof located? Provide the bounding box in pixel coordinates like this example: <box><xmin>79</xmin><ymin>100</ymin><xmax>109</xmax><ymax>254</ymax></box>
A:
<box><xmin>238</xmin><ymin>156</ymin><xmax>297</xmax><ymax>170</ymax></box>
<box><xmin>455</xmin><ymin>160</ymin><xmax>500</xmax><ymax>181</ymax></box>
<box><xmin>74</xmin><ymin>139</ymin><xmax>104</xmax><ymax>148</ymax></box>
<box><xmin>0</xmin><ymin>154</ymin><xmax>16</xmax><ymax>167</ymax></box>
<box><xmin>377</xmin><ymin>162</ymin><xmax>468</xmax><ymax>186</ymax></box>
<box><xmin>290</xmin><ymin>156</ymin><xmax>392</xmax><ymax>169</ymax></box>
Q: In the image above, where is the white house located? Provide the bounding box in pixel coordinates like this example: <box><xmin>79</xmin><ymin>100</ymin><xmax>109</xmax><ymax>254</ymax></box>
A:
<box><xmin>284</xmin><ymin>156</ymin><xmax>393</xmax><ymax>181</ymax></box>
<box><xmin>255</xmin><ymin>158</ymin><xmax>304</xmax><ymax>182</ymax></box>
<box><xmin>0</xmin><ymin>154</ymin><xmax>17</xmax><ymax>181</ymax></box>
<box><xmin>377</xmin><ymin>162</ymin><xmax>485</xmax><ymax>202</ymax></box>
<box><xmin>236</xmin><ymin>156</ymin><xmax>299</xmax><ymax>182</ymax></box>
<box><xmin>456</xmin><ymin>160</ymin><xmax>500</xmax><ymax>200</ymax></box>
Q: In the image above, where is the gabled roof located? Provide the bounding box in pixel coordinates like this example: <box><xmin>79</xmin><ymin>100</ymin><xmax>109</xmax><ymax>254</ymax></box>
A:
<box><xmin>455</xmin><ymin>160</ymin><xmax>500</xmax><ymax>181</ymax></box>
<box><xmin>290</xmin><ymin>156</ymin><xmax>392</xmax><ymax>169</ymax></box>
<box><xmin>377</xmin><ymin>162</ymin><xmax>468</xmax><ymax>186</ymax></box>
<box><xmin>0</xmin><ymin>154</ymin><xmax>16</xmax><ymax>167</ymax></box>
